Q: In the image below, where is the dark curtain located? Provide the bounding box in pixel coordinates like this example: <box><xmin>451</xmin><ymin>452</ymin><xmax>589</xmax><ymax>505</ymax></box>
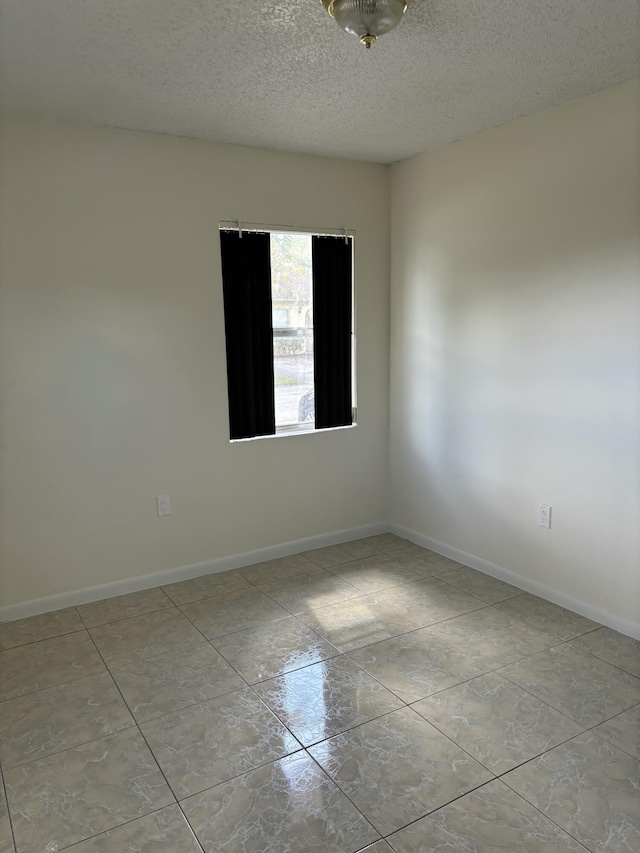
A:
<box><xmin>220</xmin><ymin>230</ymin><xmax>275</xmax><ymax>439</ymax></box>
<box><xmin>312</xmin><ymin>236</ymin><xmax>353</xmax><ymax>429</ymax></box>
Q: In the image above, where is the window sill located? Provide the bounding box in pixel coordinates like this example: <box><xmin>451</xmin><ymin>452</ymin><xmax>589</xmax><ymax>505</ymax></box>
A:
<box><xmin>230</xmin><ymin>422</ymin><xmax>357</xmax><ymax>443</ymax></box>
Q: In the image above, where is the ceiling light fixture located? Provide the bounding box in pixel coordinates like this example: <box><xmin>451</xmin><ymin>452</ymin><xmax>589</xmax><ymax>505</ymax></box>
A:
<box><xmin>321</xmin><ymin>0</ymin><xmax>410</xmax><ymax>49</ymax></box>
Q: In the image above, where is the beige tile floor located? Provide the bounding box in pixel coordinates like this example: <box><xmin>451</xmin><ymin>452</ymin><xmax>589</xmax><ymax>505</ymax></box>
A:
<box><xmin>0</xmin><ymin>534</ymin><xmax>639</xmax><ymax>852</ymax></box>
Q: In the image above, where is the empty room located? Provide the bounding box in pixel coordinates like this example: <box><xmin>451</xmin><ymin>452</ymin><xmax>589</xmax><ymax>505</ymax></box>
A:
<box><xmin>0</xmin><ymin>2</ymin><xmax>638</xmax><ymax>852</ymax></box>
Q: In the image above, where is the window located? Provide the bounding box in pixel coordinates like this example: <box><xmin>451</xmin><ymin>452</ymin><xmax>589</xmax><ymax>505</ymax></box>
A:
<box><xmin>220</xmin><ymin>225</ymin><xmax>354</xmax><ymax>440</ymax></box>
<box><xmin>272</xmin><ymin>308</ymin><xmax>291</xmax><ymax>328</ymax></box>
<box><xmin>271</xmin><ymin>234</ymin><xmax>314</xmax><ymax>429</ymax></box>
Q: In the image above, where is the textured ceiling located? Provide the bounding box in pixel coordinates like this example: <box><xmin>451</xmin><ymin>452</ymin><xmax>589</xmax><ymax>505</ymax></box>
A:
<box><xmin>1</xmin><ymin>1</ymin><xmax>638</xmax><ymax>163</ymax></box>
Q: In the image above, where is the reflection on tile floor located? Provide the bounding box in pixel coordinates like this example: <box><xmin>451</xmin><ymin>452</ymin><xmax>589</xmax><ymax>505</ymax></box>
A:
<box><xmin>181</xmin><ymin>752</ymin><xmax>379</xmax><ymax>853</ymax></box>
<box><xmin>254</xmin><ymin>655</ymin><xmax>403</xmax><ymax>745</ymax></box>
<box><xmin>0</xmin><ymin>534</ymin><xmax>638</xmax><ymax>852</ymax></box>
<box><xmin>308</xmin><ymin>706</ymin><xmax>492</xmax><ymax>835</ymax></box>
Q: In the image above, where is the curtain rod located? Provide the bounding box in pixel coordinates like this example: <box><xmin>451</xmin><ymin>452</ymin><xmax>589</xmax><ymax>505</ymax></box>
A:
<box><xmin>219</xmin><ymin>221</ymin><xmax>355</xmax><ymax>239</ymax></box>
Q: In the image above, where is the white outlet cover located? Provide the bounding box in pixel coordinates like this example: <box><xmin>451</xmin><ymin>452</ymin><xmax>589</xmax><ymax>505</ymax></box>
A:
<box><xmin>538</xmin><ymin>504</ymin><xmax>552</xmax><ymax>529</ymax></box>
<box><xmin>157</xmin><ymin>495</ymin><xmax>171</xmax><ymax>516</ymax></box>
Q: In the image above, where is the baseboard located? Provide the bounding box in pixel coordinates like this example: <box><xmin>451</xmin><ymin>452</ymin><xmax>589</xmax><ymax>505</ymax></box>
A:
<box><xmin>4</xmin><ymin>520</ymin><xmax>639</xmax><ymax>641</ymax></box>
<box><xmin>0</xmin><ymin>521</ymin><xmax>387</xmax><ymax>623</ymax></box>
<box><xmin>389</xmin><ymin>522</ymin><xmax>640</xmax><ymax>641</ymax></box>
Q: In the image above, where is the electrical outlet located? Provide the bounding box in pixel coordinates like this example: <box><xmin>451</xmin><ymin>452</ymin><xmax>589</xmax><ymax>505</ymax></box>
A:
<box><xmin>157</xmin><ymin>495</ymin><xmax>171</xmax><ymax>517</ymax></box>
<box><xmin>538</xmin><ymin>504</ymin><xmax>552</xmax><ymax>529</ymax></box>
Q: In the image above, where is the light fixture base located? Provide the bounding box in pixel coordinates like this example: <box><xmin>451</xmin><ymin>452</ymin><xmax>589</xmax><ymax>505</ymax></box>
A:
<box><xmin>360</xmin><ymin>34</ymin><xmax>377</xmax><ymax>48</ymax></box>
<box><xmin>321</xmin><ymin>0</ymin><xmax>337</xmax><ymax>17</ymax></box>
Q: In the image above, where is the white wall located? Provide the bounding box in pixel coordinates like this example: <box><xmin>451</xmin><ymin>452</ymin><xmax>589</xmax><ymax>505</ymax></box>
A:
<box><xmin>390</xmin><ymin>80</ymin><xmax>640</xmax><ymax>633</ymax></box>
<box><xmin>0</xmin><ymin>115</ymin><xmax>390</xmax><ymax>609</ymax></box>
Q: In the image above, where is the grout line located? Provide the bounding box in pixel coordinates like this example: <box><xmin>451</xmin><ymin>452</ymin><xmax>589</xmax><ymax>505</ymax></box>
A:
<box><xmin>208</xmin><ymin>627</ymin><xmax>343</xmax><ymax>687</ymax></box>
<box><xmin>252</xmin><ymin>690</ymin><xmax>409</xmax><ymax>752</ymax></box>
<box><xmin>172</xmin><ymin>744</ymin><xmax>320</xmax><ymax>801</ymax></box>
<box><xmin>0</xmin><ymin>631</ymin><xmax>109</xmax><ymax>704</ymax></box>
<box><xmin>174</xmin><ymin>744</ymin><xmax>307</xmax><ymax>802</ymax></box>
<box><xmin>563</xmin><ymin>636</ymin><xmax>640</xmax><ymax>680</ymax></box>
<box><xmin>341</xmin><ymin>612</ymin><xmax>561</xmax><ymax>660</ymax></box>
<box><xmin>175</xmin><ymin>604</ymin><xmax>291</xmax><ymax>642</ymax></box>
<box><xmin>84</xmin><ymin>606</ymin><xmax>185</xmax><ymax>636</ymax></box>
<box><xmin>163</xmin><ymin>588</ymin><xmax>245</xmax><ymax>606</ymax></box>
<box><xmin>161</xmin><ymin>574</ymin><xmax>259</xmax><ymax>606</ymax></box>
<box><xmin>122</xmin><ymin>684</ymin><xmax>247</xmax><ymax>727</ymax></box>
<box><xmin>491</xmin><ymin>638</ymin><xmax>634</xmax><ymax>727</ymax></box>
<box><xmin>304</xmin><ymin>750</ymin><xmax>384</xmax><ymax>844</ymax></box>
<box><xmin>379</xmin><ymin>777</ymin><xmax>499</xmax><ymax>842</ymax></box>
<box><xmin>76</xmin><ymin>603</ymin><xmax>177</xmax><ymax>631</ymax></box>
<box><xmin>0</xmin><ymin>626</ymin><xmax>87</xmax><ymax>654</ymax></box>
<box><xmin>1</xmin><ymin>767</ymin><xmax>18</xmax><ymax>853</ymax></box>
<box><xmin>227</xmin><ymin>638</ymin><xmax>413</xmax><ymax>730</ymax></box>
<box><xmin>407</xmin><ymin>682</ymin><xmax>589</xmax><ymax>784</ymax></box>
<box><xmin>0</xmin><ymin>679</ymin><xmax>137</xmax><ymax>770</ymax></box>
<box><xmin>83</xmin><ymin>632</ymin><xmax>187</xmax><ymax>822</ymax></box>
<box><xmin>492</xmin><ymin>729</ymin><xmax>596</xmax><ymax>778</ymax></box>
<box><xmin>381</xmin><ymin>776</ymin><xmax>591</xmax><ymax>852</ymax></box>
<box><xmin>342</xmin><ymin>632</ymin><xmax>575</xmax><ymax>714</ymax></box>
<box><xmin>498</xmin><ymin>775</ymin><xmax>592</xmax><ymax>851</ymax></box>
<box><xmin>586</xmin><ymin>699</ymin><xmax>640</xmax><ymax>727</ymax></box>
<box><xmin>93</xmin><ymin>636</ymin><xmax>212</xmax><ymax>672</ymax></box>
<box><xmin>252</xmin><ymin>580</ymin><xmax>364</xmax><ymax>613</ymax></box>
<box><xmin>588</xmin><ymin>730</ymin><xmax>640</xmax><ymax>762</ymax></box>
<box><xmin>486</xmin><ymin>652</ymin><xmax>583</xmax><ymax>721</ymax></box>
<box><xmin>237</xmin><ymin>560</ymin><xmax>324</xmax><ymax>585</ymax></box>
<box><xmin>304</xmin><ymin>698</ymin><xmax>499</xmax><ymax>774</ymax></box>
<box><xmin>56</xmin><ymin>804</ymin><xmax>205</xmax><ymax>853</ymax></box>
<box><xmin>103</xmin><ymin>641</ymin><xmax>209</xmax><ymax>673</ymax></box>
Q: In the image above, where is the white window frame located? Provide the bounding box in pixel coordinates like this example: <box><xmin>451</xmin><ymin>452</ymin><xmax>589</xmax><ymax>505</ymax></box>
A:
<box><xmin>219</xmin><ymin>221</ymin><xmax>357</xmax><ymax>441</ymax></box>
